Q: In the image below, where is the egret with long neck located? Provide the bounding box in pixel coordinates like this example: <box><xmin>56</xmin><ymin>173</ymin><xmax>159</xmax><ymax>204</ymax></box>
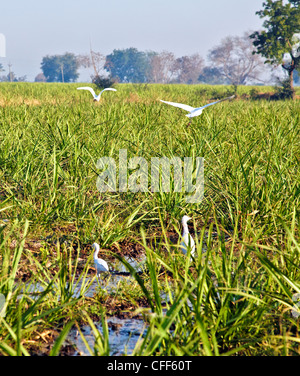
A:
<box><xmin>92</xmin><ymin>242</ymin><xmax>109</xmax><ymax>277</ymax></box>
<box><xmin>180</xmin><ymin>215</ymin><xmax>195</xmax><ymax>258</ymax></box>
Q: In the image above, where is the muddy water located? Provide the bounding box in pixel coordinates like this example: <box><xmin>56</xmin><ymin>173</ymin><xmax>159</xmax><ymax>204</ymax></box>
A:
<box><xmin>19</xmin><ymin>255</ymin><xmax>148</xmax><ymax>355</ymax></box>
<box><xmin>67</xmin><ymin>317</ymin><xmax>147</xmax><ymax>356</ymax></box>
<box><xmin>22</xmin><ymin>255</ymin><xmax>146</xmax><ymax>297</ymax></box>
<box><xmin>66</xmin><ymin>255</ymin><xmax>148</xmax><ymax>355</ymax></box>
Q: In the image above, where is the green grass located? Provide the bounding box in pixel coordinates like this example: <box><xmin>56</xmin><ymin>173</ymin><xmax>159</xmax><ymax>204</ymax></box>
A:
<box><xmin>0</xmin><ymin>82</ymin><xmax>299</xmax><ymax>355</ymax></box>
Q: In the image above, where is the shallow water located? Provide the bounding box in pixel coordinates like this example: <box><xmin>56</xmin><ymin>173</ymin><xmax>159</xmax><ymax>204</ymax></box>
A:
<box><xmin>21</xmin><ymin>254</ymin><xmax>146</xmax><ymax>298</ymax></box>
<box><xmin>67</xmin><ymin>317</ymin><xmax>147</xmax><ymax>356</ymax></box>
<box><xmin>21</xmin><ymin>252</ymin><xmax>209</xmax><ymax>355</ymax></box>
<box><xmin>66</xmin><ymin>255</ymin><xmax>148</xmax><ymax>355</ymax></box>
<box><xmin>20</xmin><ymin>255</ymin><xmax>148</xmax><ymax>355</ymax></box>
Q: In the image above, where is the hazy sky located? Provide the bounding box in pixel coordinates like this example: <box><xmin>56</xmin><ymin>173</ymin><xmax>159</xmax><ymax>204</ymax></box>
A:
<box><xmin>0</xmin><ymin>0</ymin><xmax>265</xmax><ymax>81</ymax></box>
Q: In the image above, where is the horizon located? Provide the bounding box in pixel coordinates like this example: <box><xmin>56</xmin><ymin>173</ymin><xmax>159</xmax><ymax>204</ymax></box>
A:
<box><xmin>0</xmin><ymin>0</ymin><xmax>266</xmax><ymax>82</ymax></box>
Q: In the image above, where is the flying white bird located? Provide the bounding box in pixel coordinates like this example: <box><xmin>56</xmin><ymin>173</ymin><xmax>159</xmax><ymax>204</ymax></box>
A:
<box><xmin>180</xmin><ymin>215</ymin><xmax>195</xmax><ymax>258</ymax></box>
<box><xmin>160</xmin><ymin>95</ymin><xmax>235</xmax><ymax>124</ymax></box>
<box><xmin>77</xmin><ymin>87</ymin><xmax>117</xmax><ymax>101</ymax></box>
<box><xmin>92</xmin><ymin>243</ymin><xmax>109</xmax><ymax>276</ymax></box>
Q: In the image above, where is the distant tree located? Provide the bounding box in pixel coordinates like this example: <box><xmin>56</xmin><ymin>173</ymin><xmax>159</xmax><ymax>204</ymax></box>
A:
<box><xmin>77</xmin><ymin>49</ymin><xmax>115</xmax><ymax>88</ymax></box>
<box><xmin>34</xmin><ymin>72</ymin><xmax>47</xmax><ymax>82</ymax></box>
<box><xmin>0</xmin><ymin>63</ymin><xmax>26</xmax><ymax>82</ymax></box>
<box><xmin>104</xmin><ymin>48</ymin><xmax>152</xmax><ymax>83</ymax></box>
<box><xmin>77</xmin><ymin>50</ymin><xmax>106</xmax><ymax>78</ymax></box>
<box><xmin>208</xmin><ymin>32</ymin><xmax>265</xmax><ymax>85</ymax></box>
<box><xmin>0</xmin><ymin>72</ymin><xmax>27</xmax><ymax>82</ymax></box>
<box><xmin>148</xmin><ymin>51</ymin><xmax>204</xmax><ymax>84</ymax></box>
<box><xmin>250</xmin><ymin>0</ymin><xmax>300</xmax><ymax>97</ymax></box>
<box><xmin>7</xmin><ymin>63</ymin><xmax>14</xmax><ymax>82</ymax></box>
<box><xmin>41</xmin><ymin>53</ymin><xmax>79</xmax><ymax>82</ymax></box>
<box><xmin>198</xmin><ymin>66</ymin><xmax>230</xmax><ymax>85</ymax></box>
<box><xmin>282</xmin><ymin>34</ymin><xmax>300</xmax><ymax>85</ymax></box>
<box><xmin>174</xmin><ymin>54</ymin><xmax>204</xmax><ymax>84</ymax></box>
<box><xmin>16</xmin><ymin>75</ymin><xmax>27</xmax><ymax>82</ymax></box>
<box><xmin>148</xmin><ymin>51</ymin><xmax>177</xmax><ymax>83</ymax></box>
<box><xmin>91</xmin><ymin>75</ymin><xmax>117</xmax><ymax>90</ymax></box>
<box><xmin>0</xmin><ymin>64</ymin><xmax>7</xmax><ymax>82</ymax></box>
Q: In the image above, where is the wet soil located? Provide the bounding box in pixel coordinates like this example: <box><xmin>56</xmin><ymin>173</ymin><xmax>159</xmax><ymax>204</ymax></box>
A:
<box><xmin>3</xmin><ymin>223</ymin><xmax>214</xmax><ymax>356</ymax></box>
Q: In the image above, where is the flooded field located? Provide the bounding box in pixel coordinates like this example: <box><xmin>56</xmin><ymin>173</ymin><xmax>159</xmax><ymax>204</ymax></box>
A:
<box><xmin>67</xmin><ymin>316</ymin><xmax>147</xmax><ymax>356</ymax></box>
<box><xmin>1</xmin><ymin>83</ymin><xmax>300</xmax><ymax>356</ymax></box>
<box><xmin>18</xmin><ymin>253</ymin><xmax>151</xmax><ymax>355</ymax></box>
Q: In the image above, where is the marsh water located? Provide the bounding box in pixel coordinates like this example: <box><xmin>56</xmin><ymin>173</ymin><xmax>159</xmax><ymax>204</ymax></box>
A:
<box><xmin>22</xmin><ymin>255</ymin><xmax>148</xmax><ymax>355</ymax></box>
<box><xmin>67</xmin><ymin>317</ymin><xmax>147</xmax><ymax>355</ymax></box>
<box><xmin>21</xmin><ymin>237</ymin><xmax>208</xmax><ymax>355</ymax></box>
<box><xmin>68</xmin><ymin>255</ymin><xmax>148</xmax><ymax>355</ymax></box>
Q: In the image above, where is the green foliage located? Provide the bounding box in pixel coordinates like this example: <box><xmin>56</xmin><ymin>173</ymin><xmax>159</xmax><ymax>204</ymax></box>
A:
<box><xmin>198</xmin><ymin>67</ymin><xmax>229</xmax><ymax>85</ymax></box>
<box><xmin>104</xmin><ymin>48</ymin><xmax>153</xmax><ymax>83</ymax></box>
<box><xmin>41</xmin><ymin>53</ymin><xmax>79</xmax><ymax>82</ymax></box>
<box><xmin>92</xmin><ymin>74</ymin><xmax>116</xmax><ymax>89</ymax></box>
<box><xmin>274</xmin><ymin>78</ymin><xmax>296</xmax><ymax>99</ymax></box>
<box><xmin>0</xmin><ymin>83</ymin><xmax>300</xmax><ymax>355</ymax></box>
<box><xmin>250</xmin><ymin>0</ymin><xmax>300</xmax><ymax>65</ymax></box>
<box><xmin>250</xmin><ymin>0</ymin><xmax>300</xmax><ymax>97</ymax></box>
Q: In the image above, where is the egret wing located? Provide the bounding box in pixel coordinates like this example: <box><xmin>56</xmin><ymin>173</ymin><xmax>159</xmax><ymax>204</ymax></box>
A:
<box><xmin>77</xmin><ymin>87</ymin><xmax>96</xmax><ymax>98</ymax></box>
<box><xmin>101</xmin><ymin>88</ymin><xmax>117</xmax><ymax>93</ymax></box>
<box><xmin>160</xmin><ymin>100</ymin><xmax>195</xmax><ymax>112</ymax></box>
<box><xmin>99</xmin><ymin>88</ymin><xmax>117</xmax><ymax>97</ymax></box>
<box><xmin>195</xmin><ymin>95</ymin><xmax>235</xmax><ymax>111</ymax></box>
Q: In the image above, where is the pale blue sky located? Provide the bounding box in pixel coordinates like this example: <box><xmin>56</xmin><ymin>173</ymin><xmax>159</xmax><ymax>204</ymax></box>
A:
<box><xmin>0</xmin><ymin>0</ymin><xmax>265</xmax><ymax>81</ymax></box>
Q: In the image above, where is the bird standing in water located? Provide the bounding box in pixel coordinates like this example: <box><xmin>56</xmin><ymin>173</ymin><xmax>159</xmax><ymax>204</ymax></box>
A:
<box><xmin>92</xmin><ymin>243</ymin><xmax>109</xmax><ymax>277</ymax></box>
<box><xmin>180</xmin><ymin>215</ymin><xmax>195</xmax><ymax>258</ymax></box>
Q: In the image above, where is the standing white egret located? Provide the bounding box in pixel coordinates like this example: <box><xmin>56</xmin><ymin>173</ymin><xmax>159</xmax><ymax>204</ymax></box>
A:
<box><xmin>77</xmin><ymin>87</ymin><xmax>117</xmax><ymax>102</ymax></box>
<box><xmin>180</xmin><ymin>215</ymin><xmax>195</xmax><ymax>258</ymax></box>
<box><xmin>160</xmin><ymin>95</ymin><xmax>235</xmax><ymax>124</ymax></box>
<box><xmin>92</xmin><ymin>243</ymin><xmax>109</xmax><ymax>276</ymax></box>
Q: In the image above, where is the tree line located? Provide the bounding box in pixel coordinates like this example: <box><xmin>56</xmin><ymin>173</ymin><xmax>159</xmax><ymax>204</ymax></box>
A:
<box><xmin>1</xmin><ymin>0</ymin><xmax>299</xmax><ymax>97</ymax></box>
<box><xmin>39</xmin><ymin>1</ymin><xmax>300</xmax><ymax>91</ymax></box>
<box><xmin>36</xmin><ymin>32</ymin><xmax>267</xmax><ymax>86</ymax></box>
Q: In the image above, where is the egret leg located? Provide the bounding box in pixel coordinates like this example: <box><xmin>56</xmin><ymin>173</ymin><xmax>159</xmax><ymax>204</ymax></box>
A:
<box><xmin>95</xmin><ymin>271</ymin><xmax>102</xmax><ymax>287</ymax></box>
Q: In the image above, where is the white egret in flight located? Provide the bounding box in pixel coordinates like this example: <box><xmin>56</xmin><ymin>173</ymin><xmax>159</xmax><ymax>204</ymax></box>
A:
<box><xmin>77</xmin><ymin>87</ymin><xmax>117</xmax><ymax>102</ymax></box>
<box><xmin>92</xmin><ymin>243</ymin><xmax>109</xmax><ymax>276</ymax></box>
<box><xmin>160</xmin><ymin>95</ymin><xmax>235</xmax><ymax>124</ymax></box>
<box><xmin>180</xmin><ymin>215</ymin><xmax>195</xmax><ymax>258</ymax></box>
